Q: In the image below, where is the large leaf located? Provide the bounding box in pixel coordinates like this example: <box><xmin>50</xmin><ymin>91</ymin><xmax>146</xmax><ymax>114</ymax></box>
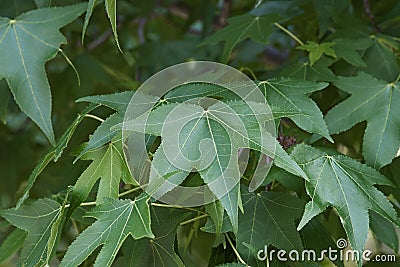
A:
<box><xmin>292</xmin><ymin>144</ymin><xmax>400</xmax><ymax>263</ymax></box>
<box><xmin>0</xmin><ymin>198</ymin><xmax>64</xmax><ymax>267</ymax></box>
<box><xmin>259</xmin><ymin>79</ymin><xmax>332</xmax><ymax>141</ymax></box>
<box><xmin>325</xmin><ymin>72</ymin><xmax>400</xmax><ymax>169</ymax></box>
<box><xmin>202</xmin><ymin>14</ymin><xmax>280</xmax><ymax>62</ymax></box>
<box><xmin>60</xmin><ymin>196</ymin><xmax>154</xmax><ymax>267</ymax></box>
<box><xmin>125</xmin><ymin>99</ymin><xmax>307</xmax><ymax>232</ymax></box>
<box><xmin>0</xmin><ymin>3</ymin><xmax>86</xmax><ymax>144</ymax></box>
<box><xmin>236</xmin><ymin>189</ymin><xmax>304</xmax><ymax>266</ymax></box>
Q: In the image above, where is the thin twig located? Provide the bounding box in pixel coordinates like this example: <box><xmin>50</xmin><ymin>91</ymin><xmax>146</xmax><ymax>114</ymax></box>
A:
<box><xmin>180</xmin><ymin>214</ymin><xmax>208</xmax><ymax>226</ymax></box>
<box><xmin>84</xmin><ymin>114</ymin><xmax>104</xmax><ymax>122</ymax></box>
<box><xmin>225</xmin><ymin>233</ymin><xmax>249</xmax><ymax>266</ymax></box>
<box><xmin>274</xmin><ymin>22</ymin><xmax>304</xmax><ymax>46</ymax></box>
<box><xmin>363</xmin><ymin>0</ymin><xmax>381</xmax><ymax>32</ymax></box>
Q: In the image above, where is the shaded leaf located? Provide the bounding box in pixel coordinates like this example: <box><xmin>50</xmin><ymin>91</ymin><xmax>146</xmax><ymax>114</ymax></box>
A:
<box><xmin>237</xmin><ymin>190</ymin><xmax>304</xmax><ymax>266</ymax></box>
<box><xmin>0</xmin><ymin>3</ymin><xmax>86</xmax><ymax>144</ymax></box>
<box><xmin>77</xmin><ymin>91</ymin><xmax>134</xmax><ymax>113</ymax></box>
<box><xmin>370</xmin><ymin>211</ymin><xmax>399</xmax><ymax>252</ymax></box>
<box><xmin>0</xmin><ymin>228</ymin><xmax>27</xmax><ymax>265</ymax></box>
<box><xmin>60</xmin><ymin>196</ymin><xmax>154</xmax><ymax>267</ymax></box>
<box><xmin>292</xmin><ymin>144</ymin><xmax>400</xmax><ymax>263</ymax></box>
<box><xmin>202</xmin><ymin>14</ymin><xmax>280</xmax><ymax>62</ymax></box>
<box><xmin>0</xmin><ymin>199</ymin><xmax>64</xmax><ymax>267</ymax></box>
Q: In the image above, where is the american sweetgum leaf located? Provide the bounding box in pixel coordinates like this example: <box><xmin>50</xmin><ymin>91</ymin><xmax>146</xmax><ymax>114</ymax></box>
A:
<box><xmin>0</xmin><ymin>3</ymin><xmax>86</xmax><ymax>145</ymax></box>
<box><xmin>236</xmin><ymin>189</ymin><xmax>304</xmax><ymax>266</ymax></box>
<box><xmin>0</xmin><ymin>198</ymin><xmax>64</xmax><ymax>267</ymax></box>
<box><xmin>292</xmin><ymin>144</ymin><xmax>400</xmax><ymax>264</ymax></box>
<box><xmin>297</xmin><ymin>41</ymin><xmax>336</xmax><ymax>66</ymax></box>
<box><xmin>259</xmin><ymin>78</ymin><xmax>332</xmax><ymax>142</ymax></box>
<box><xmin>202</xmin><ymin>14</ymin><xmax>280</xmax><ymax>63</ymax></box>
<box><xmin>60</xmin><ymin>196</ymin><xmax>154</xmax><ymax>267</ymax></box>
<box><xmin>325</xmin><ymin>72</ymin><xmax>400</xmax><ymax>169</ymax></box>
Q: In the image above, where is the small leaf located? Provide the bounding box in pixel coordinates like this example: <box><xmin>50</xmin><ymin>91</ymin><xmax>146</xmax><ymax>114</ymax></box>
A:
<box><xmin>297</xmin><ymin>41</ymin><xmax>337</xmax><ymax>66</ymax></box>
<box><xmin>0</xmin><ymin>3</ymin><xmax>87</xmax><ymax>144</ymax></box>
<box><xmin>202</xmin><ymin>14</ymin><xmax>280</xmax><ymax>62</ymax></box>
<box><xmin>236</xmin><ymin>189</ymin><xmax>304</xmax><ymax>266</ymax></box>
<box><xmin>0</xmin><ymin>198</ymin><xmax>64</xmax><ymax>267</ymax></box>
<box><xmin>332</xmin><ymin>38</ymin><xmax>372</xmax><ymax>67</ymax></box>
<box><xmin>292</xmin><ymin>144</ymin><xmax>400</xmax><ymax>262</ymax></box>
<box><xmin>60</xmin><ymin>196</ymin><xmax>154</xmax><ymax>267</ymax></box>
<box><xmin>71</xmin><ymin>142</ymin><xmax>130</xmax><ymax>208</ymax></box>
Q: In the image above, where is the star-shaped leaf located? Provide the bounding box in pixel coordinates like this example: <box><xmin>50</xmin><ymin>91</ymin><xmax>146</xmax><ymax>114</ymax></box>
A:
<box><xmin>236</xmin><ymin>189</ymin><xmax>304</xmax><ymax>266</ymax></box>
<box><xmin>0</xmin><ymin>198</ymin><xmax>64</xmax><ymax>267</ymax></box>
<box><xmin>60</xmin><ymin>196</ymin><xmax>154</xmax><ymax>267</ymax></box>
<box><xmin>259</xmin><ymin>78</ymin><xmax>332</xmax><ymax>141</ymax></box>
<box><xmin>71</xmin><ymin>140</ymin><xmax>134</xmax><ymax>210</ymax></box>
<box><xmin>0</xmin><ymin>3</ymin><xmax>86</xmax><ymax>145</ymax></box>
<box><xmin>292</xmin><ymin>144</ymin><xmax>400</xmax><ymax>264</ymax></box>
<box><xmin>202</xmin><ymin>14</ymin><xmax>280</xmax><ymax>62</ymax></box>
<box><xmin>332</xmin><ymin>38</ymin><xmax>372</xmax><ymax>67</ymax></box>
<box><xmin>325</xmin><ymin>72</ymin><xmax>400</xmax><ymax>169</ymax></box>
<box><xmin>125</xmin><ymin>98</ymin><xmax>307</xmax><ymax>232</ymax></box>
<box><xmin>297</xmin><ymin>41</ymin><xmax>337</xmax><ymax>66</ymax></box>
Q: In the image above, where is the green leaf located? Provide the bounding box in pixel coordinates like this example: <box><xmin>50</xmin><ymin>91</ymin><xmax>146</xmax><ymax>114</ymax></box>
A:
<box><xmin>280</xmin><ymin>58</ymin><xmax>337</xmax><ymax>82</ymax></box>
<box><xmin>77</xmin><ymin>91</ymin><xmax>134</xmax><ymax>113</ymax></box>
<box><xmin>114</xmin><ymin>206</ymin><xmax>189</xmax><ymax>267</ymax></box>
<box><xmin>0</xmin><ymin>198</ymin><xmax>64</xmax><ymax>267</ymax></box>
<box><xmin>16</xmin><ymin>104</ymin><xmax>99</xmax><ymax>208</ymax></box>
<box><xmin>202</xmin><ymin>14</ymin><xmax>280</xmax><ymax>62</ymax></box>
<box><xmin>236</xmin><ymin>190</ymin><xmax>304</xmax><ymax>266</ymax></box>
<box><xmin>297</xmin><ymin>41</ymin><xmax>337</xmax><ymax>66</ymax></box>
<box><xmin>370</xmin><ymin>211</ymin><xmax>399</xmax><ymax>252</ymax></box>
<box><xmin>0</xmin><ymin>228</ymin><xmax>27</xmax><ymax>265</ymax></box>
<box><xmin>126</xmin><ymin>99</ymin><xmax>307</xmax><ymax>232</ymax></box>
<box><xmin>76</xmin><ymin>112</ymin><xmax>123</xmax><ymax>160</ymax></box>
<box><xmin>205</xmin><ymin>200</ymin><xmax>225</xmax><ymax>234</ymax></box>
<box><xmin>325</xmin><ymin>72</ymin><xmax>400</xmax><ymax>169</ymax></box>
<box><xmin>71</xmin><ymin>142</ymin><xmax>130</xmax><ymax>208</ymax></box>
<box><xmin>292</xmin><ymin>144</ymin><xmax>400</xmax><ymax>261</ymax></box>
<box><xmin>259</xmin><ymin>79</ymin><xmax>332</xmax><ymax>141</ymax></box>
<box><xmin>60</xmin><ymin>196</ymin><xmax>154</xmax><ymax>267</ymax></box>
<box><xmin>0</xmin><ymin>3</ymin><xmax>86</xmax><ymax>145</ymax></box>
<box><xmin>83</xmin><ymin>0</ymin><xmax>120</xmax><ymax>50</ymax></box>
<box><xmin>332</xmin><ymin>38</ymin><xmax>372</xmax><ymax>67</ymax></box>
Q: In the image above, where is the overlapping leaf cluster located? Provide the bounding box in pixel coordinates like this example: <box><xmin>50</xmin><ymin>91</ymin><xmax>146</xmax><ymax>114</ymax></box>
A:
<box><xmin>0</xmin><ymin>1</ymin><xmax>400</xmax><ymax>267</ymax></box>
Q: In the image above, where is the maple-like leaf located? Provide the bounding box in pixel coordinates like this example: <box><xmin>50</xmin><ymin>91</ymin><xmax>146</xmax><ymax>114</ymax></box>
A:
<box><xmin>325</xmin><ymin>72</ymin><xmax>400</xmax><ymax>169</ymax></box>
<box><xmin>125</xmin><ymin>99</ymin><xmax>307</xmax><ymax>232</ymax></box>
<box><xmin>0</xmin><ymin>199</ymin><xmax>64</xmax><ymax>267</ymax></box>
<box><xmin>297</xmin><ymin>41</ymin><xmax>336</xmax><ymax>66</ymax></box>
<box><xmin>60</xmin><ymin>196</ymin><xmax>154</xmax><ymax>267</ymax></box>
<box><xmin>259</xmin><ymin>78</ymin><xmax>332</xmax><ymax>141</ymax></box>
<box><xmin>236</xmin><ymin>189</ymin><xmax>304</xmax><ymax>267</ymax></box>
<box><xmin>71</xmin><ymin>140</ymin><xmax>134</xmax><ymax>210</ymax></box>
<box><xmin>202</xmin><ymin>14</ymin><xmax>280</xmax><ymax>62</ymax></box>
<box><xmin>292</xmin><ymin>144</ymin><xmax>400</xmax><ymax>264</ymax></box>
<box><xmin>0</xmin><ymin>3</ymin><xmax>86</xmax><ymax>145</ymax></box>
